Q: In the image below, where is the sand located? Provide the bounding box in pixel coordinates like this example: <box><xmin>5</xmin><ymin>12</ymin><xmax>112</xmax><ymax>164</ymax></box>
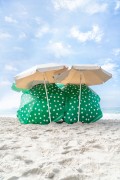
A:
<box><xmin>0</xmin><ymin>117</ymin><xmax>120</xmax><ymax>180</ymax></box>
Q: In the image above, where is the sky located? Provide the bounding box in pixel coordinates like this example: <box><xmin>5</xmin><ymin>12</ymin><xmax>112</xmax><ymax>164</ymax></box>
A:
<box><xmin>0</xmin><ymin>0</ymin><xmax>120</xmax><ymax>115</ymax></box>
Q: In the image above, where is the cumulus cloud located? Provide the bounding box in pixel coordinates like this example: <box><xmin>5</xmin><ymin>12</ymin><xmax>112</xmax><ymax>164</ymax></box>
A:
<box><xmin>115</xmin><ymin>0</ymin><xmax>120</xmax><ymax>10</ymax></box>
<box><xmin>34</xmin><ymin>16</ymin><xmax>44</xmax><ymax>25</ymax></box>
<box><xmin>0</xmin><ymin>32</ymin><xmax>12</xmax><ymax>40</ymax></box>
<box><xmin>70</xmin><ymin>25</ymin><xmax>103</xmax><ymax>43</ymax></box>
<box><xmin>47</xmin><ymin>41</ymin><xmax>72</xmax><ymax>57</ymax></box>
<box><xmin>52</xmin><ymin>0</ymin><xmax>107</xmax><ymax>14</ymax></box>
<box><xmin>85</xmin><ymin>3</ymin><xmax>107</xmax><ymax>14</ymax></box>
<box><xmin>4</xmin><ymin>16</ymin><xmax>17</xmax><ymax>23</ymax></box>
<box><xmin>113</xmin><ymin>48</ymin><xmax>120</xmax><ymax>56</ymax></box>
<box><xmin>34</xmin><ymin>18</ymin><xmax>59</xmax><ymax>38</ymax></box>
<box><xmin>15</xmin><ymin>3</ymin><xmax>28</xmax><ymax>17</ymax></box>
<box><xmin>13</xmin><ymin>46</ymin><xmax>23</xmax><ymax>52</ymax></box>
<box><xmin>35</xmin><ymin>25</ymin><xmax>50</xmax><ymax>38</ymax></box>
<box><xmin>19</xmin><ymin>32</ymin><xmax>27</xmax><ymax>39</ymax></box>
<box><xmin>4</xmin><ymin>65</ymin><xmax>18</xmax><ymax>71</ymax></box>
<box><xmin>53</xmin><ymin>0</ymin><xmax>85</xmax><ymax>11</ymax></box>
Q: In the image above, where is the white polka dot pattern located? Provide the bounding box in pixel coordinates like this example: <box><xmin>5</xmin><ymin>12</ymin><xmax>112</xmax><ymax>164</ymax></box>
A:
<box><xmin>63</xmin><ymin>84</ymin><xmax>102</xmax><ymax>124</ymax></box>
<box><xmin>17</xmin><ymin>83</ymin><xmax>103</xmax><ymax>125</ymax></box>
<box><xmin>17</xmin><ymin>83</ymin><xmax>65</xmax><ymax>124</ymax></box>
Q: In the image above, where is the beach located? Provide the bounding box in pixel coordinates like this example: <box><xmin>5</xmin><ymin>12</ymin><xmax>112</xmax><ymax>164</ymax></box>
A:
<box><xmin>0</xmin><ymin>117</ymin><xmax>120</xmax><ymax>180</ymax></box>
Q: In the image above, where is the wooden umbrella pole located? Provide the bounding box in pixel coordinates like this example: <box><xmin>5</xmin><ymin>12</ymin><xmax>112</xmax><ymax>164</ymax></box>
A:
<box><xmin>43</xmin><ymin>73</ymin><xmax>52</xmax><ymax>123</ymax></box>
<box><xmin>78</xmin><ymin>75</ymin><xmax>82</xmax><ymax>122</ymax></box>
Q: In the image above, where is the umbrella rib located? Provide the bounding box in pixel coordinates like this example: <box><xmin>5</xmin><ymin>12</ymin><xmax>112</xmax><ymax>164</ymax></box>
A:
<box><xmin>45</xmin><ymin>72</ymin><xmax>49</xmax><ymax>82</ymax></box>
<box><xmin>81</xmin><ymin>71</ymin><xmax>86</xmax><ymax>84</ymax></box>
<box><xmin>68</xmin><ymin>69</ymin><xmax>79</xmax><ymax>84</ymax></box>
<box><xmin>90</xmin><ymin>70</ymin><xmax>105</xmax><ymax>84</ymax></box>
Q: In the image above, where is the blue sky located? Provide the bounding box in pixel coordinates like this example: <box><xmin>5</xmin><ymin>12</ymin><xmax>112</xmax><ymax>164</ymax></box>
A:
<box><xmin>0</xmin><ymin>0</ymin><xmax>120</xmax><ymax>114</ymax></box>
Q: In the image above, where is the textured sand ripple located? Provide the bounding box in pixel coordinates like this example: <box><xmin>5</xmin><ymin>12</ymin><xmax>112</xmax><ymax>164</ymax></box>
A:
<box><xmin>0</xmin><ymin>117</ymin><xmax>120</xmax><ymax>180</ymax></box>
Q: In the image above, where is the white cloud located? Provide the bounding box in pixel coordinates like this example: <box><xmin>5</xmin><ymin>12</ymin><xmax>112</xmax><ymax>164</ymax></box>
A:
<box><xmin>0</xmin><ymin>80</ymin><xmax>11</xmax><ymax>87</ymax></box>
<box><xmin>4</xmin><ymin>16</ymin><xmax>17</xmax><ymax>23</ymax></box>
<box><xmin>70</xmin><ymin>25</ymin><xmax>103</xmax><ymax>43</ymax></box>
<box><xmin>4</xmin><ymin>65</ymin><xmax>18</xmax><ymax>71</ymax></box>
<box><xmin>34</xmin><ymin>18</ymin><xmax>60</xmax><ymax>38</ymax></box>
<box><xmin>0</xmin><ymin>32</ymin><xmax>12</xmax><ymax>40</ymax></box>
<box><xmin>115</xmin><ymin>0</ymin><xmax>120</xmax><ymax>10</ymax></box>
<box><xmin>15</xmin><ymin>3</ymin><xmax>28</xmax><ymax>17</ymax></box>
<box><xmin>35</xmin><ymin>25</ymin><xmax>50</xmax><ymax>38</ymax></box>
<box><xmin>13</xmin><ymin>46</ymin><xmax>23</xmax><ymax>52</ymax></box>
<box><xmin>53</xmin><ymin>0</ymin><xmax>86</xmax><ymax>11</ymax></box>
<box><xmin>113</xmin><ymin>48</ymin><xmax>120</xmax><ymax>56</ymax></box>
<box><xmin>86</xmin><ymin>3</ymin><xmax>107</xmax><ymax>14</ymax></box>
<box><xmin>0</xmin><ymin>92</ymin><xmax>21</xmax><ymax>110</ymax></box>
<box><xmin>52</xmin><ymin>0</ymin><xmax>107</xmax><ymax>14</ymax></box>
<box><xmin>34</xmin><ymin>16</ymin><xmax>44</xmax><ymax>25</ymax></box>
<box><xmin>19</xmin><ymin>32</ymin><xmax>27</xmax><ymax>39</ymax></box>
<box><xmin>47</xmin><ymin>41</ymin><xmax>72</xmax><ymax>57</ymax></box>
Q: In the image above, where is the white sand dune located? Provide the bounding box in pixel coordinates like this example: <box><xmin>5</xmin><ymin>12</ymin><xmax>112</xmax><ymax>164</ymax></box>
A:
<box><xmin>0</xmin><ymin>117</ymin><xmax>120</xmax><ymax>180</ymax></box>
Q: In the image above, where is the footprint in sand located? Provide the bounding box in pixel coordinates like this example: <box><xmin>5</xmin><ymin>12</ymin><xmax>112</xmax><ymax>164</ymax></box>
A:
<box><xmin>61</xmin><ymin>150</ymin><xmax>70</xmax><ymax>154</ymax></box>
<box><xmin>92</xmin><ymin>144</ymin><xmax>104</xmax><ymax>150</ymax></box>
<box><xmin>58</xmin><ymin>157</ymin><xmax>73</xmax><ymax>165</ymax></box>
<box><xmin>31</xmin><ymin>136</ymin><xmax>38</xmax><ymax>139</ymax></box>
<box><xmin>0</xmin><ymin>145</ymin><xmax>8</xmax><ymax>150</ymax></box>
<box><xmin>59</xmin><ymin>174</ymin><xmax>79</xmax><ymax>180</ymax></box>
<box><xmin>62</xmin><ymin>140</ymin><xmax>80</xmax><ymax>154</ymax></box>
<box><xmin>45</xmin><ymin>171</ymin><xmax>55</xmax><ymax>178</ymax></box>
<box><xmin>59</xmin><ymin>169</ymin><xmax>81</xmax><ymax>180</ymax></box>
<box><xmin>63</xmin><ymin>146</ymin><xmax>72</xmax><ymax>150</ymax></box>
<box><xmin>45</xmin><ymin>129</ymin><xmax>53</xmax><ymax>132</ymax></box>
<box><xmin>15</xmin><ymin>155</ymin><xmax>33</xmax><ymax>165</ymax></box>
<box><xmin>11</xmin><ymin>146</ymin><xmax>21</xmax><ymax>149</ymax></box>
<box><xmin>15</xmin><ymin>155</ymin><xmax>23</xmax><ymax>160</ymax></box>
<box><xmin>76</xmin><ymin>132</ymin><xmax>84</xmax><ymax>135</ymax></box>
<box><xmin>87</xmin><ymin>139</ymin><xmax>97</xmax><ymax>144</ymax></box>
<box><xmin>7</xmin><ymin>176</ymin><xmax>19</xmax><ymax>180</ymax></box>
<box><xmin>24</xmin><ymin>159</ymin><xmax>33</xmax><ymax>164</ymax></box>
<box><xmin>22</xmin><ymin>168</ymin><xmax>41</xmax><ymax>176</ymax></box>
<box><xmin>12</xmin><ymin>140</ymin><xmax>18</xmax><ymax>143</ymax></box>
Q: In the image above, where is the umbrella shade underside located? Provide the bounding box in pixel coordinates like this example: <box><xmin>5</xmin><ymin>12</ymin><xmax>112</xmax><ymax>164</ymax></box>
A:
<box><xmin>56</xmin><ymin>68</ymin><xmax>112</xmax><ymax>85</ymax></box>
<box><xmin>15</xmin><ymin>65</ymin><xmax>67</xmax><ymax>89</ymax></box>
<box><xmin>17</xmin><ymin>83</ymin><xmax>65</xmax><ymax>124</ymax></box>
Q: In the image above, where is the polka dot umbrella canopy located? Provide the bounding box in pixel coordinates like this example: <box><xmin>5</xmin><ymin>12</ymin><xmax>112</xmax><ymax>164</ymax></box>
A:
<box><xmin>55</xmin><ymin>65</ymin><xmax>112</xmax><ymax>123</ymax></box>
<box><xmin>14</xmin><ymin>64</ymin><xmax>68</xmax><ymax>124</ymax></box>
<box><xmin>63</xmin><ymin>84</ymin><xmax>103</xmax><ymax>124</ymax></box>
<box><xmin>16</xmin><ymin>83</ymin><xmax>65</xmax><ymax>124</ymax></box>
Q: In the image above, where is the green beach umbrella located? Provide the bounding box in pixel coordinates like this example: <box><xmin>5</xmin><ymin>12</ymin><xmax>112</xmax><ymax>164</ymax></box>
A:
<box><xmin>14</xmin><ymin>64</ymin><xmax>68</xmax><ymax>124</ymax></box>
<box><xmin>63</xmin><ymin>84</ymin><xmax>102</xmax><ymax>124</ymax></box>
<box><xmin>55</xmin><ymin>65</ymin><xmax>112</xmax><ymax>123</ymax></box>
<box><xmin>17</xmin><ymin>83</ymin><xmax>65</xmax><ymax>124</ymax></box>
